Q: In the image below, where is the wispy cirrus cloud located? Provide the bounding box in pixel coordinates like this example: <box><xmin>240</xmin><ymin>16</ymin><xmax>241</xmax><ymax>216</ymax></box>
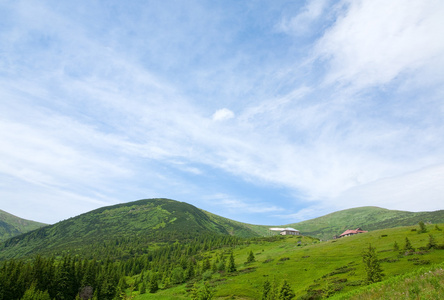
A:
<box><xmin>314</xmin><ymin>0</ymin><xmax>444</xmax><ymax>89</ymax></box>
<box><xmin>277</xmin><ymin>0</ymin><xmax>329</xmax><ymax>36</ymax></box>
<box><xmin>0</xmin><ymin>0</ymin><xmax>443</xmax><ymax>225</ymax></box>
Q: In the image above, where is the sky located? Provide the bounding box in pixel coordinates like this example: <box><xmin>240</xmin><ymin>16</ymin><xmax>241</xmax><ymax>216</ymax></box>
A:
<box><xmin>1</xmin><ymin>0</ymin><xmax>444</xmax><ymax>225</ymax></box>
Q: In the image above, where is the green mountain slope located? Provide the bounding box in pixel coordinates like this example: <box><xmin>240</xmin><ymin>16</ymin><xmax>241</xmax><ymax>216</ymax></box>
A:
<box><xmin>0</xmin><ymin>209</ymin><xmax>47</xmax><ymax>242</ymax></box>
<box><xmin>0</xmin><ymin>198</ymin><xmax>260</xmax><ymax>259</ymax></box>
<box><xmin>133</xmin><ymin>223</ymin><xmax>444</xmax><ymax>299</ymax></box>
<box><xmin>286</xmin><ymin>206</ymin><xmax>444</xmax><ymax>240</ymax></box>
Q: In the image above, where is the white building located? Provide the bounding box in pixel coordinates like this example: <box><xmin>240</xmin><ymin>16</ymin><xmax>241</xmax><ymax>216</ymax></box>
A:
<box><xmin>269</xmin><ymin>227</ymin><xmax>300</xmax><ymax>235</ymax></box>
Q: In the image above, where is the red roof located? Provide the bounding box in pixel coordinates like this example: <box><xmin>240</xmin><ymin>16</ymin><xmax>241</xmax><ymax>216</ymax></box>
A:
<box><xmin>339</xmin><ymin>228</ymin><xmax>367</xmax><ymax>237</ymax></box>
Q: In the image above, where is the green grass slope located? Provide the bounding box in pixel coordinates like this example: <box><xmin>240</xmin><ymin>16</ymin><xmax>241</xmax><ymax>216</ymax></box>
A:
<box><xmin>0</xmin><ymin>198</ymin><xmax>259</xmax><ymax>260</ymax></box>
<box><xmin>286</xmin><ymin>206</ymin><xmax>444</xmax><ymax>240</ymax></box>
<box><xmin>0</xmin><ymin>209</ymin><xmax>47</xmax><ymax>243</ymax></box>
<box><xmin>133</xmin><ymin>223</ymin><xmax>444</xmax><ymax>299</ymax></box>
<box><xmin>331</xmin><ymin>263</ymin><xmax>444</xmax><ymax>300</ymax></box>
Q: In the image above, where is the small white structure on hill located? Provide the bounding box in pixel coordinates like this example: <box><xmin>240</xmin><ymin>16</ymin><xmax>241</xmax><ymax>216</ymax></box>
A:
<box><xmin>269</xmin><ymin>227</ymin><xmax>300</xmax><ymax>236</ymax></box>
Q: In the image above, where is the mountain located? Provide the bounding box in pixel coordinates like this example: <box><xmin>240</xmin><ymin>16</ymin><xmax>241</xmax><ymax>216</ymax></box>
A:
<box><xmin>2</xmin><ymin>200</ymin><xmax>443</xmax><ymax>260</ymax></box>
<box><xmin>0</xmin><ymin>209</ymin><xmax>47</xmax><ymax>242</ymax></box>
<box><xmin>2</xmin><ymin>199</ymin><xmax>444</xmax><ymax>299</ymax></box>
<box><xmin>0</xmin><ymin>198</ymin><xmax>260</xmax><ymax>259</ymax></box>
<box><xmin>286</xmin><ymin>206</ymin><xmax>444</xmax><ymax>240</ymax></box>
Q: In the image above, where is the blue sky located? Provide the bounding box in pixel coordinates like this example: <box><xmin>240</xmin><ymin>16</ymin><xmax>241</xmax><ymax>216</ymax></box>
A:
<box><xmin>1</xmin><ymin>0</ymin><xmax>444</xmax><ymax>225</ymax></box>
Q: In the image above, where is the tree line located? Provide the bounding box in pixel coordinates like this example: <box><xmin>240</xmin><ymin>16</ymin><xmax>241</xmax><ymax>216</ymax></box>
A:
<box><xmin>0</xmin><ymin>233</ymin><xmax>259</xmax><ymax>299</ymax></box>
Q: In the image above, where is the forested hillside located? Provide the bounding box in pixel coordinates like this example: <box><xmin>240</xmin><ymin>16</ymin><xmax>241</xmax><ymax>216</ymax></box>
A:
<box><xmin>2</xmin><ymin>222</ymin><xmax>443</xmax><ymax>299</ymax></box>
<box><xmin>0</xmin><ymin>209</ymin><xmax>47</xmax><ymax>242</ymax></box>
<box><xmin>0</xmin><ymin>198</ymin><xmax>260</xmax><ymax>260</ymax></box>
<box><xmin>1</xmin><ymin>199</ymin><xmax>444</xmax><ymax>299</ymax></box>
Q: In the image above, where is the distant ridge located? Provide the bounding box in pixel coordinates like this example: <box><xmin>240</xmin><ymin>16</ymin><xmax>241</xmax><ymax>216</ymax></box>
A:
<box><xmin>0</xmin><ymin>198</ymin><xmax>260</xmax><ymax>260</ymax></box>
<box><xmin>2</xmin><ymin>199</ymin><xmax>443</xmax><ymax>260</ymax></box>
<box><xmin>0</xmin><ymin>209</ymin><xmax>47</xmax><ymax>242</ymax></box>
<box><xmin>285</xmin><ymin>206</ymin><xmax>444</xmax><ymax>240</ymax></box>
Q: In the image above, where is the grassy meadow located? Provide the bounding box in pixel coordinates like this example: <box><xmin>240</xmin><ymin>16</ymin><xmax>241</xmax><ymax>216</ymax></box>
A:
<box><xmin>132</xmin><ymin>223</ymin><xmax>444</xmax><ymax>299</ymax></box>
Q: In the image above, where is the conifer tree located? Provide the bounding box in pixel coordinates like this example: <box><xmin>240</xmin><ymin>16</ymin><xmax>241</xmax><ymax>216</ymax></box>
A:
<box><xmin>261</xmin><ymin>279</ymin><xmax>271</xmax><ymax>300</ymax></box>
<box><xmin>139</xmin><ymin>281</ymin><xmax>146</xmax><ymax>294</ymax></box>
<box><xmin>211</xmin><ymin>257</ymin><xmax>218</xmax><ymax>273</ymax></box>
<box><xmin>418</xmin><ymin>221</ymin><xmax>427</xmax><ymax>233</ymax></box>
<box><xmin>404</xmin><ymin>237</ymin><xmax>414</xmax><ymax>252</ymax></box>
<box><xmin>202</xmin><ymin>258</ymin><xmax>211</xmax><ymax>272</ymax></box>
<box><xmin>216</xmin><ymin>257</ymin><xmax>226</xmax><ymax>272</ymax></box>
<box><xmin>265</xmin><ymin>277</ymin><xmax>279</xmax><ymax>300</ymax></box>
<box><xmin>171</xmin><ymin>267</ymin><xmax>184</xmax><ymax>284</ymax></box>
<box><xmin>185</xmin><ymin>259</ymin><xmax>195</xmax><ymax>280</ymax></box>
<box><xmin>115</xmin><ymin>277</ymin><xmax>127</xmax><ymax>299</ymax></box>
<box><xmin>278</xmin><ymin>280</ymin><xmax>295</xmax><ymax>300</ymax></box>
<box><xmin>199</xmin><ymin>282</ymin><xmax>214</xmax><ymax>300</ymax></box>
<box><xmin>427</xmin><ymin>234</ymin><xmax>437</xmax><ymax>249</ymax></box>
<box><xmin>191</xmin><ymin>282</ymin><xmax>200</xmax><ymax>300</ymax></box>
<box><xmin>247</xmin><ymin>250</ymin><xmax>255</xmax><ymax>263</ymax></box>
<box><xmin>148</xmin><ymin>273</ymin><xmax>158</xmax><ymax>293</ymax></box>
<box><xmin>393</xmin><ymin>241</ymin><xmax>399</xmax><ymax>252</ymax></box>
<box><xmin>227</xmin><ymin>252</ymin><xmax>236</xmax><ymax>273</ymax></box>
<box><xmin>362</xmin><ymin>244</ymin><xmax>383</xmax><ymax>284</ymax></box>
<box><xmin>21</xmin><ymin>283</ymin><xmax>51</xmax><ymax>300</ymax></box>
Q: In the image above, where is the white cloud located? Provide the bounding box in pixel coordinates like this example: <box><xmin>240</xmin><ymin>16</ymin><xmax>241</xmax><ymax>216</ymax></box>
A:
<box><xmin>212</xmin><ymin>108</ymin><xmax>234</xmax><ymax>121</ymax></box>
<box><xmin>208</xmin><ymin>194</ymin><xmax>284</xmax><ymax>214</ymax></box>
<box><xmin>335</xmin><ymin>164</ymin><xmax>444</xmax><ymax>212</ymax></box>
<box><xmin>1</xmin><ymin>0</ymin><xmax>443</xmax><ymax>225</ymax></box>
<box><xmin>314</xmin><ymin>0</ymin><xmax>444</xmax><ymax>89</ymax></box>
<box><xmin>212</xmin><ymin>108</ymin><xmax>235</xmax><ymax>121</ymax></box>
<box><xmin>278</xmin><ymin>0</ymin><xmax>328</xmax><ymax>35</ymax></box>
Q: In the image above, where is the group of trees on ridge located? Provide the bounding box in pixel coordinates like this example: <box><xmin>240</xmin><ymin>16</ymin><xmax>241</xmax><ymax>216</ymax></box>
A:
<box><xmin>0</xmin><ymin>233</ymin><xmax>268</xmax><ymax>299</ymax></box>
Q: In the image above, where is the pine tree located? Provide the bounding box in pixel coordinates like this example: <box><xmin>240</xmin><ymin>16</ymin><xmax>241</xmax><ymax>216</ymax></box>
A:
<box><xmin>418</xmin><ymin>221</ymin><xmax>427</xmax><ymax>233</ymax></box>
<box><xmin>171</xmin><ymin>267</ymin><xmax>184</xmax><ymax>284</ymax></box>
<box><xmin>115</xmin><ymin>277</ymin><xmax>127</xmax><ymax>298</ymax></box>
<box><xmin>191</xmin><ymin>282</ymin><xmax>200</xmax><ymax>300</ymax></box>
<box><xmin>139</xmin><ymin>281</ymin><xmax>146</xmax><ymax>294</ymax></box>
<box><xmin>247</xmin><ymin>250</ymin><xmax>255</xmax><ymax>263</ymax></box>
<box><xmin>202</xmin><ymin>258</ymin><xmax>211</xmax><ymax>272</ymax></box>
<box><xmin>393</xmin><ymin>241</ymin><xmax>399</xmax><ymax>252</ymax></box>
<box><xmin>362</xmin><ymin>244</ymin><xmax>383</xmax><ymax>284</ymax></box>
<box><xmin>427</xmin><ymin>234</ymin><xmax>437</xmax><ymax>249</ymax></box>
<box><xmin>278</xmin><ymin>280</ymin><xmax>295</xmax><ymax>300</ymax></box>
<box><xmin>185</xmin><ymin>259</ymin><xmax>195</xmax><ymax>280</ymax></box>
<box><xmin>191</xmin><ymin>282</ymin><xmax>214</xmax><ymax>300</ymax></box>
<box><xmin>261</xmin><ymin>279</ymin><xmax>271</xmax><ymax>300</ymax></box>
<box><xmin>21</xmin><ymin>283</ymin><xmax>51</xmax><ymax>300</ymax></box>
<box><xmin>211</xmin><ymin>258</ymin><xmax>218</xmax><ymax>273</ymax></box>
<box><xmin>227</xmin><ymin>252</ymin><xmax>236</xmax><ymax>273</ymax></box>
<box><xmin>148</xmin><ymin>273</ymin><xmax>158</xmax><ymax>293</ymax></box>
<box><xmin>404</xmin><ymin>237</ymin><xmax>414</xmax><ymax>252</ymax></box>
<box><xmin>199</xmin><ymin>282</ymin><xmax>214</xmax><ymax>300</ymax></box>
<box><xmin>266</xmin><ymin>277</ymin><xmax>279</xmax><ymax>300</ymax></box>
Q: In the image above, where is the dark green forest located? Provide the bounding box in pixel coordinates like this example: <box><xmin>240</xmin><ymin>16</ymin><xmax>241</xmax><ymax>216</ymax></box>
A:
<box><xmin>0</xmin><ymin>232</ymin><xmax>258</xmax><ymax>299</ymax></box>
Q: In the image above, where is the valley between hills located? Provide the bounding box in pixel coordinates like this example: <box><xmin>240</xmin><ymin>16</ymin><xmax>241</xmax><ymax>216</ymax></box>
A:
<box><xmin>1</xmin><ymin>198</ymin><xmax>444</xmax><ymax>299</ymax></box>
